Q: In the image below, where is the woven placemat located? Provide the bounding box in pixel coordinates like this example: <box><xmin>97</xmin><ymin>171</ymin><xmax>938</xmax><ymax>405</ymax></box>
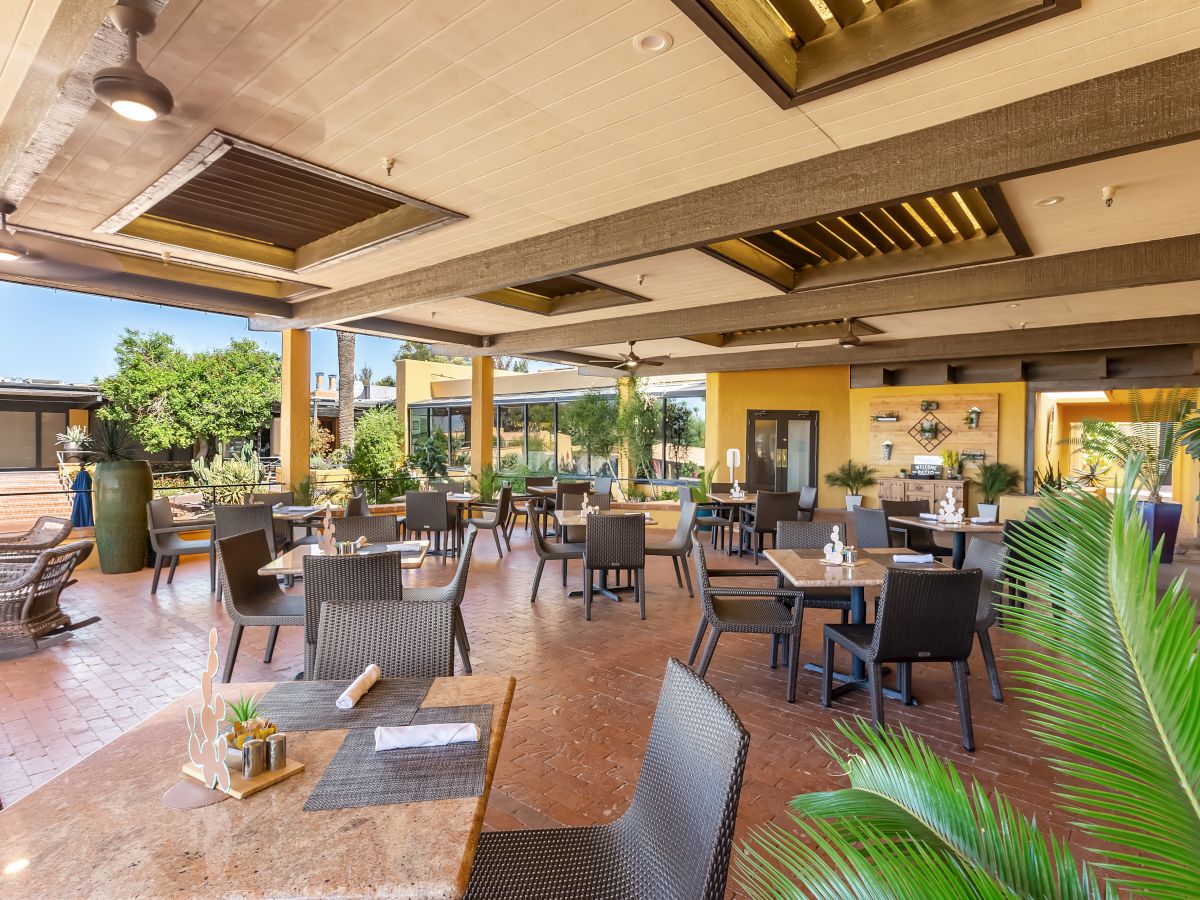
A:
<box><xmin>258</xmin><ymin>678</ymin><xmax>433</xmax><ymax>732</ymax></box>
<box><xmin>302</xmin><ymin>704</ymin><xmax>493</xmax><ymax>811</ymax></box>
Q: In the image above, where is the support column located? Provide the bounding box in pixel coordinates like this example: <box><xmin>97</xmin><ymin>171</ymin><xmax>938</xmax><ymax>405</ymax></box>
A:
<box><xmin>617</xmin><ymin>375</ymin><xmax>635</xmax><ymax>493</ymax></box>
<box><xmin>280</xmin><ymin>329</ymin><xmax>311</xmax><ymax>489</ymax></box>
<box><xmin>470</xmin><ymin>356</ymin><xmax>494</xmax><ymax>478</ymax></box>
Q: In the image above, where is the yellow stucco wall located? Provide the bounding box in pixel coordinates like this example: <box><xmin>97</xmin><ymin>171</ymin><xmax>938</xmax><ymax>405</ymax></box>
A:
<box><xmin>704</xmin><ymin>367</ymin><xmax>852</xmax><ymax>508</ymax></box>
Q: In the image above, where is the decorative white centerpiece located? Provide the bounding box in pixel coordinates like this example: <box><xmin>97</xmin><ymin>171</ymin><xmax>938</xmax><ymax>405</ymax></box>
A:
<box><xmin>822</xmin><ymin>525</ymin><xmax>845</xmax><ymax>564</ymax></box>
<box><xmin>731</xmin><ymin>479</ymin><xmax>743</xmax><ymax>499</ymax></box>
<box><xmin>186</xmin><ymin>629</ymin><xmax>230</xmax><ymax>792</ymax></box>
<box><xmin>580</xmin><ymin>491</ymin><xmax>594</xmax><ymax>517</ymax></box>
<box><xmin>936</xmin><ymin>487</ymin><xmax>964</xmax><ymax>524</ymax></box>
<box><xmin>316</xmin><ymin>506</ymin><xmax>336</xmax><ymax>554</ymax></box>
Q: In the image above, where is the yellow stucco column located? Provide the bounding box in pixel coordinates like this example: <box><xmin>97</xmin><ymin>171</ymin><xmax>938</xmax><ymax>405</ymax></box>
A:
<box><xmin>617</xmin><ymin>375</ymin><xmax>635</xmax><ymax>491</ymax></box>
<box><xmin>470</xmin><ymin>356</ymin><xmax>494</xmax><ymax>477</ymax></box>
<box><xmin>280</xmin><ymin>329</ymin><xmax>311</xmax><ymax>489</ymax></box>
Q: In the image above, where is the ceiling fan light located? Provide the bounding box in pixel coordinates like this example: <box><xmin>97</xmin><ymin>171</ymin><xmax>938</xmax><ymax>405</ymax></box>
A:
<box><xmin>93</xmin><ymin>61</ymin><xmax>173</xmax><ymax>121</ymax></box>
<box><xmin>0</xmin><ymin>245</ymin><xmax>25</xmax><ymax>262</ymax></box>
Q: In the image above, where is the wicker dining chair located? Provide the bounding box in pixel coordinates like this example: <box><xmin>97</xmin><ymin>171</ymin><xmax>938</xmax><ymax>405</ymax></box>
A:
<box><xmin>881</xmin><ymin>499</ymin><xmax>951</xmax><ymax>556</ymax></box>
<box><xmin>214</xmin><ymin>530</ymin><xmax>304</xmax><ymax>682</ymax></box>
<box><xmin>0</xmin><ymin>516</ymin><xmax>73</xmax><ymax>555</ymax></box>
<box><xmin>737</xmin><ymin>490</ymin><xmax>799</xmax><ymax>563</ymax></box>
<box><xmin>852</xmin><ymin>505</ymin><xmax>891</xmax><ymax>549</ymax></box>
<box><xmin>961</xmin><ymin>538</ymin><xmax>1010</xmax><ymax>702</ymax></box>
<box><xmin>688</xmin><ymin>539</ymin><xmax>806</xmax><ymax>701</ymax></box>
<box><xmin>466</xmin><ymin>657</ymin><xmax>749</xmax><ymax>900</ymax></box>
<box><xmin>592</xmin><ymin>475</ymin><xmax>614</xmax><ymax>497</ymax></box>
<box><xmin>647</xmin><ymin>495</ymin><xmax>698</xmax><ymax>597</ymax></box>
<box><xmin>466</xmin><ymin>486</ymin><xmax>512</xmax><ymax>557</ymax></box>
<box><xmin>821</xmin><ymin>567</ymin><xmax>983</xmax><ymax>751</ymax></box>
<box><xmin>333</xmin><ymin>514</ymin><xmax>399</xmax><ymax>544</ymax></box>
<box><xmin>697</xmin><ymin>482</ymin><xmax>733</xmax><ymax>550</ymax></box>
<box><xmin>147</xmin><ymin>498</ymin><xmax>214</xmax><ymax>593</ymax></box>
<box><xmin>405</xmin><ymin>490</ymin><xmax>457</xmax><ymax>555</ymax></box>
<box><xmin>530</xmin><ymin>506</ymin><xmax>583</xmax><ymax>601</ymax></box>
<box><xmin>344</xmin><ymin>489</ymin><xmax>370</xmax><ymax>517</ymax></box>
<box><xmin>524</xmin><ymin>476</ymin><xmax>554</xmax><ymax>488</ymax></box>
<box><xmin>583</xmin><ymin>513</ymin><xmax>646</xmax><ymax>621</ymax></box>
<box><xmin>0</xmin><ymin>540</ymin><xmax>94</xmax><ymax>658</ymax></box>
<box><xmin>213</xmin><ymin>503</ymin><xmax>277</xmax><ymax>604</ymax></box>
<box><xmin>243</xmin><ymin>490</ymin><xmax>294</xmax><ymax>551</ymax></box>
<box><xmin>797</xmin><ymin>485</ymin><xmax>818</xmax><ymax>522</ymax></box>
<box><xmin>407</xmin><ymin>526</ymin><xmax>478</xmax><ymax>673</ymax></box>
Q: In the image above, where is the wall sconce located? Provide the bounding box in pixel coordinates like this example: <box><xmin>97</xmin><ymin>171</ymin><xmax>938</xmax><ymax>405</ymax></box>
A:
<box><xmin>963</xmin><ymin>406</ymin><xmax>982</xmax><ymax>430</ymax></box>
<box><xmin>881</xmin><ymin>440</ymin><xmax>893</xmax><ymax>461</ymax></box>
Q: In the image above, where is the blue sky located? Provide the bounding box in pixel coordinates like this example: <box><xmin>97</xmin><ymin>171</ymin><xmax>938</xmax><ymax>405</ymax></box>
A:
<box><xmin>0</xmin><ymin>282</ymin><xmax>413</xmax><ymax>385</ymax></box>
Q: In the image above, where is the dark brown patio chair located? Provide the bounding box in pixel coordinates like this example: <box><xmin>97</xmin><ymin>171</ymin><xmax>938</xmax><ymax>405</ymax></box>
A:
<box><xmin>962</xmin><ymin>537</ymin><xmax>1009</xmax><ymax>702</ymax></box>
<box><xmin>583</xmin><ymin>513</ymin><xmax>645</xmax><ymax>621</ymax></box>
<box><xmin>405</xmin><ymin>490</ymin><xmax>457</xmax><ymax>555</ymax></box>
<box><xmin>466</xmin><ymin>485</ymin><xmax>513</xmax><ymax>557</ymax></box>
<box><xmin>737</xmin><ymin>490</ymin><xmax>799</xmax><ymax>563</ymax></box>
<box><xmin>852</xmin><ymin>505</ymin><xmax>891</xmax><ymax>549</ymax></box>
<box><xmin>797</xmin><ymin>485</ymin><xmax>818</xmax><ymax>521</ymax></box>
<box><xmin>647</xmin><ymin>495</ymin><xmax>698</xmax><ymax>597</ymax></box>
<box><xmin>697</xmin><ymin>481</ymin><xmax>733</xmax><ymax>550</ymax></box>
<box><xmin>465</xmin><ymin>658</ymin><xmax>749</xmax><ymax>900</ymax></box>
<box><xmin>243</xmin><ymin>490</ymin><xmax>294</xmax><ymax>551</ymax></box>
<box><xmin>344</xmin><ymin>488</ymin><xmax>370</xmax><ymax>517</ymax></box>
<box><xmin>0</xmin><ymin>516</ymin><xmax>73</xmax><ymax>554</ymax></box>
<box><xmin>147</xmin><ymin>498</ymin><xmax>214</xmax><ymax>593</ymax></box>
<box><xmin>0</xmin><ymin>540</ymin><xmax>95</xmax><ymax>658</ymax></box>
<box><xmin>771</xmin><ymin>520</ymin><xmax>853</xmax><ymax>669</ymax></box>
<box><xmin>687</xmin><ymin>539</ymin><xmax>806</xmax><ymax>702</ymax></box>
<box><xmin>334</xmin><ymin>513</ymin><xmax>399</xmax><ymax>544</ymax></box>
<box><xmin>530</xmin><ymin>506</ymin><xmax>583</xmax><ymax>601</ymax></box>
<box><xmin>407</xmin><ymin>526</ymin><xmax>478</xmax><ymax>673</ymax></box>
<box><xmin>881</xmin><ymin>499</ymin><xmax>951</xmax><ymax>557</ymax></box>
<box><xmin>214</xmin><ymin>530</ymin><xmax>303</xmax><ymax>682</ymax></box>
<box><xmin>821</xmin><ymin>567</ymin><xmax>982</xmax><ymax>751</ymax></box>
<box><xmin>214</xmin><ymin>503</ymin><xmax>277</xmax><ymax>606</ymax></box>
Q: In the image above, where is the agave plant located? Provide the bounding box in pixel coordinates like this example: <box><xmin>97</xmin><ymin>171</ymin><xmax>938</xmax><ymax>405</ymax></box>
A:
<box><xmin>737</xmin><ymin>458</ymin><xmax>1200</xmax><ymax>899</ymax></box>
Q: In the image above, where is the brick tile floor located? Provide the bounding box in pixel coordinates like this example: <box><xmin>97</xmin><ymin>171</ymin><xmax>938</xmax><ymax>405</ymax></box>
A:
<box><xmin>0</xmin><ymin>519</ymin><xmax>1085</xmax><ymax>890</ymax></box>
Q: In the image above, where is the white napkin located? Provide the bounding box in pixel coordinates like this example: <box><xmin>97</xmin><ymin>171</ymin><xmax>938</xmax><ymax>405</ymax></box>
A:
<box><xmin>273</xmin><ymin>502</ymin><xmax>284</xmax><ymax>510</ymax></box>
<box><xmin>918</xmin><ymin>512</ymin><xmax>938</xmax><ymax>521</ymax></box>
<box><xmin>894</xmin><ymin>553</ymin><xmax>935</xmax><ymax>564</ymax></box>
<box><xmin>383</xmin><ymin>542</ymin><xmax>423</xmax><ymax>553</ymax></box>
<box><xmin>374</xmin><ymin>722</ymin><xmax>480</xmax><ymax>751</ymax></box>
<box><xmin>971</xmin><ymin>515</ymin><xmax>996</xmax><ymax>524</ymax></box>
<box><xmin>336</xmin><ymin>663</ymin><xmax>381</xmax><ymax>710</ymax></box>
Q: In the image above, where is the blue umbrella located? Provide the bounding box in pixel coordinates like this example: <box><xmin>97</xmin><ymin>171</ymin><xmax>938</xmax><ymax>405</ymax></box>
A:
<box><xmin>70</xmin><ymin>467</ymin><xmax>93</xmax><ymax>528</ymax></box>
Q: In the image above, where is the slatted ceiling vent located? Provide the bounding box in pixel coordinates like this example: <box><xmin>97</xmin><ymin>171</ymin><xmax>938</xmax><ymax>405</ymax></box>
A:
<box><xmin>98</xmin><ymin>132</ymin><xmax>463</xmax><ymax>272</ymax></box>
<box><xmin>676</xmin><ymin>0</ymin><xmax>1080</xmax><ymax>107</ymax></box>
<box><xmin>472</xmin><ymin>274</ymin><xmax>648</xmax><ymax>317</ymax></box>
<box><xmin>703</xmin><ymin>185</ymin><xmax>1027</xmax><ymax>292</ymax></box>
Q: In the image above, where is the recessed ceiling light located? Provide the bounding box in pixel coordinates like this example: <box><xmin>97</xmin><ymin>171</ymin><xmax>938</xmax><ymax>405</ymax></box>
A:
<box><xmin>92</xmin><ymin>1</ymin><xmax>174</xmax><ymax>122</ymax></box>
<box><xmin>633</xmin><ymin>30</ymin><xmax>673</xmax><ymax>53</ymax></box>
<box><xmin>1034</xmin><ymin>196</ymin><xmax>1064</xmax><ymax>207</ymax></box>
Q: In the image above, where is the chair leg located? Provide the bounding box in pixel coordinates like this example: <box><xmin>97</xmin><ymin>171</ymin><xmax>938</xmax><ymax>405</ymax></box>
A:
<box><xmin>671</xmin><ymin>556</ymin><xmax>683</xmax><ymax>588</ymax></box>
<box><xmin>209</xmin><ymin>546</ymin><xmax>216</xmax><ymax>593</ymax></box>
<box><xmin>222</xmin><ymin>624</ymin><xmax>243</xmax><ymax>683</ymax></box>
<box><xmin>454</xmin><ymin>608</ymin><xmax>472</xmax><ymax>674</ymax></box>
<box><xmin>697</xmin><ymin>629</ymin><xmax>720</xmax><ymax>677</ymax></box>
<box><xmin>502</xmin><ymin>523</ymin><xmax>512</xmax><ymax>550</ymax></box>
<box><xmin>637</xmin><ymin>568</ymin><xmax>646</xmax><ymax>620</ymax></box>
<box><xmin>167</xmin><ymin>555</ymin><xmax>179</xmax><ymax>584</ymax></box>
<box><xmin>952</xmin><ymin>660</ymin><xmax>976</xmax><ymax>751</ymax></box>
<box><xmin>770</xmin><ymin>634</ymin><xmax>780</xmax><ymax>670</ymax></box>
<box><xmin>977</xmin><ymin>629</ymin><xmax>1003</xmax><ymax>702</ymax></box>
<box><xmin>681</xmin><ymin>553</ymin><xmax>694</xmax><ymax>598</ymax></box>
<box><xmin>688</xmin><ymin>619</ymin><xmax>708</xmax><ymax>665</ymax></box>
<box><xmin>492</xmin><ymin>526</ymin><xmax>504</xmax><ymax>558</ymax></box>
<box><xmin>531</xmin><ymin>560</ymin><xmax>545</xmax><ymax>602</ymax></box>
<box><xmin>562</xmin><ymin>558</ymin><xmax>568</xmax><ymax>585</ymax></box>
<box><xmin>150</xmin><ymin>556</ymin><xmax>164</xmax><ymax>594</ymax></box>
<box><xmin>898</xmin><ymin>662</ymin><xmax>913</xmax><ymax>706</ymax></box>
<box><xmin>867</xmin><ymin>663</ymin><xmax>884</xmax><ymax>729</ymax></box>
<box><xmin>264</xmin><ymin>625</ymin><xmax>279</xmax><ymax>663</ymax></box>
<box><xmin>821</xmin><ymin>638</ymin><xmax>835</xmax><ymax>707</ymax></box>
<box><xmin>786</xmin><ymin>626</ymin><xmax>801</xmax><ymax>703</ymax></box>
<box><xmin>584</xmin><ymin>567</ymin><xmax>593</xmax><ymax>621</ymax></box>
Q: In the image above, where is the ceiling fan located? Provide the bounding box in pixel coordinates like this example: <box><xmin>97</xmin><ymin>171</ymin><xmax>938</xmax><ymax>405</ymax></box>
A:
<box><xmin>0</xmin><ymin>203</ymin><xmax>122</xmax><ymax>284</ymax></box>
<box><xmin>588</xmin><ymin>341</ymin><xmax>670</xmax><ymax>372</ymax></box>
<box><xmin>838</xmin><ymin>318</ymin><xmax>863</xmax><ymax>349</ymax></box>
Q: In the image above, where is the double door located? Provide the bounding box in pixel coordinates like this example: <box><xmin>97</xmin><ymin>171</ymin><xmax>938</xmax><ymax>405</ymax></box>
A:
<box><xmin>745</xmin><ymin>410</ymin><xmax>818</xmax><ymax>494</ymax></box>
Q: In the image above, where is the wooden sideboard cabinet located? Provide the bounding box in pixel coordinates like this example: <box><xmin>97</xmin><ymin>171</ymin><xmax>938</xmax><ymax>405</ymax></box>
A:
<box><xmin>878</xmin><ymin>477</ymin><xmax>967</xmax><ymax>508</ymax></box>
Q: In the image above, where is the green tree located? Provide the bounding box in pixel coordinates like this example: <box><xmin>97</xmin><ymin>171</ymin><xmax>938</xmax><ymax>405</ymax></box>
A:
<box><xmin>558</xmin><ymin>391</ymin><xmax>618</xmax><ymax>472</ymax></box>
<box><xmin>617</xmin><ymin>377</ymin><xmax>660</xmax><ymax>484</ymax></box>
<box><xmin>394</xmin><ymin>341</ymin><xmax>469</xmax><ymax>365</ymax></box>
<box><xmin>376</xmin><ymin>375</ymin><xmax>396</xmax><ymax>387</ymax></box>
<box><xmin>347</xmin><ymin>406</ymin><xmax>404</xmax><ymax>481</ymax></box>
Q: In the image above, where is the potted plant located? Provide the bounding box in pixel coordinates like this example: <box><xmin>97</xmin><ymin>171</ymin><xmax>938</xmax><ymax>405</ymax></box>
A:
<box><xmin>940</xmin><ymin>449</ymin><xmax>962</xmax><ymax>479</ymax></box>
<box><xmin>974</xmin><ymin>461</ymin><xmax>1020</xmax><ymax>522</ymax></box>
<box><xmin>222</xmin><ymin>693</ymin><xmax>276</xmax><ymax>761</ymax></box>
<box><xmin>411</xmin><ymin>431</ymin><xmax>449</xmax><ymax>481</ymax></box>
<box><xmin>824</xmin><ymin>460</ymin><xmax>878</xmax><ymax>510</ymax></box>
<box><xmin>91</xmin><ymin>419</ymin><xmax>153</xmax><ymax>574</ymax></box>
<box><xmin>691</xmin><ymin>463</ymin><xmax>719</xmax><ymax>503</ymax></box>
<box><xmin>477</xmin><ymin>465</ymin><xmax>502</xmax><ymax>504</ymax></box>
<box><xmin>1081</xmin><ymin>388</ymin><xmax>1196</xmax><ymax>562</ymax></box>
<box><xmin>56</xmin><ymin>424</ymin><xmax>91</xmax><ymax>464</ymax></box>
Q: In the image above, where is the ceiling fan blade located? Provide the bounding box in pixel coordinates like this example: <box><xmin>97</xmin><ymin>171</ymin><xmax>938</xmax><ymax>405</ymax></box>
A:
<box><xmin>634</xmin><ymin>358</ymin><xmax>665</xmax><ymax>367</ymax></box>
<box><xmin>0</xmin><ymin>233</ymin><xmax>122</xmax><ymax>284</ymax></box>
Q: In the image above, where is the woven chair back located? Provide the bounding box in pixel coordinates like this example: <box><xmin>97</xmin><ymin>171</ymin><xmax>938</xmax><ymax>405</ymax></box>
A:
<box><xmin>962</xmin><ymin>538</ymin><xmax>1008</xmax><ymax>627</ymax></box>
<box><xmin>405</xmin><ymin>491</ymin><xmax>451</xmax><ymax>532</ymax></box>
<box><xmin>344</xmin><ymin>490</ymin><xmax>370</xmax><ymax>517</ymax></box>
<box><xmin>302</xmin><ymin>549</ymin><xmax>406</xmax><ymax>673</ymax></box>
<box><xmin>214</xmin><ymin>503</ymin><xmax>276</xmax><ymax>553</ymax></box>
<box><xmin>851</xmin><ymin>506</ymin><xmax>891</xmax><ymax>549</ymax></box>
<box><xmin>873</xmin><ymin>568</ymin><xmax>981</xmax><ymax>661</ymax></box>
<box><xmin>775</xmin><ymin>520</ymin><xmax>831</xmax><ymax>550</ymax></box>
<box><xmin>751</xmin><ymin>491</ymin><xmax>800</xmax><ymax>533</ymax></box>
<box><xmin>336</xmin><ymin>514</ymin><xmax>399</xmax><ymax>544</ymax></box>
<box><xmin>215</xmin><ymin>530</ymin><xmax>278</xmax><ymax>618</ymax></box>
<box><xmin>313</xmin><ymin>599</ymin><xmax>453</xmax><ymax>679</ymax></box>
<box><xmin>584</xmin><ymin>513</ymin><xmax>645</xmax><ymax>569</ymax></box>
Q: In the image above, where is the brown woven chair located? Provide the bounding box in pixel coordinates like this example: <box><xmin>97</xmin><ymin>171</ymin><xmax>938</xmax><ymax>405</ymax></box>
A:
<box><xmin>214</xmin><ymin>530</ymin><xmax>304</xmax><ymax>681</ymax></box>
<box><xmin>466</xmin><ymin>657</ymin><xmax>749</xmax><ymax>900</ymax></box>
<box><xmin>344</xmin><ymin>489</ymin><xmax>370</xmax><ymax>517</ymax></box>
<box><xmin>688</xmin><ymin>539</ymin><xmax>806</xmax><ymax>701</ymax></box>
<box><xmin>244</xmin><ymin>490</ymin><xmax>294</xmax><ymax>551</ymax></box>
<box><xmin>0</xmin><ymin>540</ymin><xmax>94</xmax><ymax>657</ymax></box>
<box><xmin>851</xmin><ymin>506</ymin><xmax>891</xmax><ymax>549</ymax></box>
<box><xmin>147</xmin><ymin>498</ymin><xmax>214</xmax><ymax>593</ymax></box>
<box><xmin>881</xmin><ymin>499</ymin><xmax>951</xmax><ymax>557</ymax></box>
<box><xmin>647</xmin><ymin>496</ymin><xmax>698</xmax><ymax>597</ymax></box>
<box><xmin>583</xmin><ymin>513</ymin><xmax>645</xmax><ymax>621</ymax></box>
<box><xmin>698</xmin><ymin>481</ymin><xmax>733</xmax><ymax>550</ymax></box>
<box><xmin>737</xmin><ymin>490</ymin><xmax>799</xmax><ymax>563</ymax></box>
<box><xmin>405</xmin><ymin>490</ymin><xmax>457</xmax><ymax>555</ymax></box>
<box><xmin>407</xmin><ymin>526</ymin><xmax>478</xmax><ymax>673</ymax></box>
<box><xmin>962</xmin><ymin>538</ymin><xmax>1009</xmax><ymax>702</ymax></box>
<box><xmin>797</xmin><ymin>485</ymin><xmax>818</xmax><ymax>522</ymax></box>
<box><xmin>305</xmin><ymin>550</ymin><xmax>453</xmax><ymax>679</ymax></box>
<box><xmin>0</xmin><ymin>516</ymin><xmax>73</xmax><ymax>554</ymax></box>
<box><xmin>214</xmin><ymin>503</ymin><xmax>277</xmax><ymax>605</ymax></box>
<box><xmin>530</xmin><ymin>506</ymin><xmax>583</xmax><ymax>601</ymax></box>
<box><xmin>466</xmin><ymin>486</ymin><xmax>513</xmax><ymax>557</ymax></box>
<box><xmin>821</xmin><ymin>567</ymin><xmax>983</xmax><ymax>751</ymax></box>
<box><xmin>334</xmin><ymin>514</ymin><xmax>399</xmax><ymax>544</ymax></box>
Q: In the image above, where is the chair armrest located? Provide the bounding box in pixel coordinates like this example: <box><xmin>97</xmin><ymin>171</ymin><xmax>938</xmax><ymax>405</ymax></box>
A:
<box><xmin>154</xmin><ymin>524</ymin><xmax>211</xmax><ymax>535</ymax></box>
<box><xmin>703</xmin><ymin>587</ymin><xmax>805</xmax><ymax>601</ymax></box>
<box><xmin>705</xmin><ymin>567</ymin><xmax>775</xmax><ymax>578</ymax></box>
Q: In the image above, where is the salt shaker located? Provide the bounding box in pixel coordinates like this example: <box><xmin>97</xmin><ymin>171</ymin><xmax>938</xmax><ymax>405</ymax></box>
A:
<box><xmin>242</xmin><ymin>738</ymin><xmax>266</xmax><ymax>779</ymax></box>
<box><xmin>266</xmin><ymin>733</ymin><xmax>287</xmax><ymax>771</ymax></box>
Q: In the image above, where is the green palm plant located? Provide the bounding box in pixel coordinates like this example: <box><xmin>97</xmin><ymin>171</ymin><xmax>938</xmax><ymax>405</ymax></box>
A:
<box><xmin>736</xmin><ymin>459</ymin><xmax>1200</xmax><ymax>899</ymax></box>
<box><xmin>1075</xmin><ymin>387</ymin><xmax>1196</xmax><ymax>502</ymax></box>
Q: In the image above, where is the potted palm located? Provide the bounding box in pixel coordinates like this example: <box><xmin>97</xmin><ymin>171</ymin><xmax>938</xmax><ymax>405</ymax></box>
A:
<box><xmin>973</xmin><ymin>461</ymin><xmax>1020</xmax><ymax>522</ymax></box>
<box><xmin>824</xmin><ymin>460</ymin><xmax>877</xmax><ymax>510</ymax></box>
<box><xmin>91</xmin><ymin>419</ymin><xmax>153</xmax><ymax>574</ymax></box>
<box><xmin>1079</xmin><ymin>388</ymin><xmax>1195</xmax><ymax>563</ymax></box>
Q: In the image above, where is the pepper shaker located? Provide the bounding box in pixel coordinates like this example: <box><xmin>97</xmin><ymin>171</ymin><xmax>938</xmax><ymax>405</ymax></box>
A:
<box><xmin>242</xmin><ymin>738</ymin><xmax>266</xmax><ymax>779</ymax></box>
<box><xmin>266</xmin><ymin>733</ymin><xmax>287</xmax><ymax>771</ymax></box>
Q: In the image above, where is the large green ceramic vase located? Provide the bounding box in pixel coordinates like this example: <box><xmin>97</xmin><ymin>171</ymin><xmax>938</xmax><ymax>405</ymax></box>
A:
<box><xmin>94</xmin><ymin>459</ymin><xmax>153</xmax><ymax>574</ymax></box>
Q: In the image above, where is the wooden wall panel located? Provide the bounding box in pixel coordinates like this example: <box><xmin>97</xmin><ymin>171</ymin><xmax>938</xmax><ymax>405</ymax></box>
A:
<box><xmin>867</xmin><ymin>393</ymin><xmax>998</xmax><ymax>474</ymax></box>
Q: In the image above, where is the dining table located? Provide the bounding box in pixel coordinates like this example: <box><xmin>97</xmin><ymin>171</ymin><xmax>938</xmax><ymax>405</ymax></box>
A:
<box><xmin>763</xmin><ymin>547</ymin><xmax>949</xmax><ymax>701</ymax></box>
<box><xmin>258</xmin><ymin>539</ymin><xmax>430</xmax><ymax>577</ymax></box>
<box><xmin>887</xmin><ymin>515</ymin><xmax>1005</xmax><ymax>568</ymax></box>
<box><xmin>705</xmin><ymin>491</ymin><xmax>757</xmax><ymax>554</ymax></box>
<box><xmin>0</xmin><ymin>675</ymin><xmax>515</xmax><ymax>899</ymax></box>
<box><xmin>554</xmin><ymin>509</ymin><xmax>652</xmax><ymax>602</ymax></box>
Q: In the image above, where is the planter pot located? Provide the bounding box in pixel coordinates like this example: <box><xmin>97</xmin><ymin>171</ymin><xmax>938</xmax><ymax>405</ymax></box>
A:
<box><xmin>93</xmin><ymin>459</ymin><xmax>153</xmax><ymax>574</ymax></box>
<box><xmin>845</xmin><ymin>494</ymin><xmax>863</xmax><ymax>511</ymax></box>
<box><xmin>977</xmin><ymin>503</ymin><xmax>999</xmax><ymax>523</ymax></box>
<box><xmin>62</xmin><ymin>441</ymin><xmax>82</xmax><ymax>464</ymax></box>
<box><xmin>1138</xmin><ymin>500</ymin><xmax>1182</xmax><ymax>564</ymax></box>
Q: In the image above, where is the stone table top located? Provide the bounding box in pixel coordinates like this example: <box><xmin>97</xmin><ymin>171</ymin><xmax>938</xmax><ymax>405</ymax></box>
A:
<box><xmin>554</xmin><ymin>510</ymin><xmax>658</xmax><ymax>527</ymax></box>
<box><xmin>0</xmin><ymin>675</ymin><xmax>516</xmax><ymax>899</ymax></box>
<box><xmin>764</xmin><ymin>548</ymin><xmax>948</xmax><ymax>588</ymax></box>
<box><xmin>888</xmin><ymin>515</ymin><xmax>1005</xmax><ymax>534</ymax></box>
<box><xmin>258</xmin><ymin>540</ymin><xmax>431</xmax><ymax>576</ymax></box>
<box><xmin>706</xmin><ymin>492</ymin><xmax>757</xmax><ymax>505</ymax></box>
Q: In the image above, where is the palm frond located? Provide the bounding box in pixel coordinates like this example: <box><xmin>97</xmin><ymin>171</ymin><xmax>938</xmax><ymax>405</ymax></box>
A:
<box><xmin>1003</xmin><ymin>459</ymin><xmax>1200</xmax><ymax>898</ymax></box>
<box><xmin>735</xmin><ymin>722</ymin><xmax>1111</xmax><ymax>899</ymax></box>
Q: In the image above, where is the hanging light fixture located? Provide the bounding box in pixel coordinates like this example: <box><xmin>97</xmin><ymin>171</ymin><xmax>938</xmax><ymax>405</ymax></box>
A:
<box><xmin>0</xmin><ymin>203</ymin><xmax>28</xmax><ymax>262</ymax></box>
<box><xmin>92</xmin><ymin>1</ymin><xmax>173</xmax><ymax>122</ymax></box>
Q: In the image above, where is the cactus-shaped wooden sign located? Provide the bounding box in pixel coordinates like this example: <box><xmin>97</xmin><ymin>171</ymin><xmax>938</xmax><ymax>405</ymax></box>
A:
<box><xmin>186</xmin><ymin>628</ymin><xmax>230</xmax><ymax>792</ymax></box>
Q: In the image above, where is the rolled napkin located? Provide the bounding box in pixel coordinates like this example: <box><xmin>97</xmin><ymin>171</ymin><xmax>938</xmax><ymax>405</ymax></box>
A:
<box><xmin>970</xmin><ymin>515</ymin><xmax>995</xmax><ymax>524</ymax></box>
<box><xmin>374</xmin><ymin>722</ymin><xmax>480</xmax><ymax>751</ymax></box>
<box><xmin>918</xmin><ymin>512</ymin><xmax>938</xmax><ymax>521</ymax></box>
<box><xmin>894</xmin><ymin>553</ymin><xmax>935</xmax><ymax>564</ymax></box>
<box><xmin>336</xmin><ymin>663</ymin><xmax>381</xmax><ymax>710</ymax></box>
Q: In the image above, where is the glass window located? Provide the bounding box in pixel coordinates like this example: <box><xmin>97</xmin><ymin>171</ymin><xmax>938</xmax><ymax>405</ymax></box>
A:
<box><xmin>526</xmin><ymin>403</ymin><xmax>555</xmax><ymax>475</ymax></box>
<box><xmin>39</xmin><ymin>412</ymin><xmax>67</xmax><ymax>469</ymax></box>
<box><xmin>0</xmin><ymin>411</ymin><xmax>36</xmax><ymax>468</ymax></box>
<box><xmin>496</xmin><ymin>406</ymin><xmax>525</xmax><ymax>472</ymax></box>
<box><xmin>663</xmin><ymin>396</ymin><xmax>705</xmax><ymax>479</ymax></box>
<box><xmin>450</xmin><ymin>406</ymin><xmax>470</xmax><ymax>469</ymax></box>
<box><xmin>555</xmin><ymin>401</ymin><xmax>586</xmax><ymax>475</ymax></box>
<box><xmin>430</xmin><ymin>407</ymin><xmax>450</xmax><ymax>449</ymax></box>
<box><xmin>408</xmin><ymin>408</ymin><xmax>429</xmax><ymax>452</ymax></box>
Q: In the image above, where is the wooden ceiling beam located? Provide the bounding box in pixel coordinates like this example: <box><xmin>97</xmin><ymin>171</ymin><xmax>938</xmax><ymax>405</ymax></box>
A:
<box><xmin>284</xmin><ymin>50</ymin><xmax>1200</xmax><ymax>329</ymax></box>
<box><xmin>480</xmin><ymin>233</ymin><xmax>1200</xmax><ymax>354</ymax></box>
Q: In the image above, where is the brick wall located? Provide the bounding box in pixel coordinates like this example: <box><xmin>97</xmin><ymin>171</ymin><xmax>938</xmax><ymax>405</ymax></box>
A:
<box><xmin>0</xmin><ymin>471</ymin><xmax>73</xmax><ymax>530</ymax></box>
